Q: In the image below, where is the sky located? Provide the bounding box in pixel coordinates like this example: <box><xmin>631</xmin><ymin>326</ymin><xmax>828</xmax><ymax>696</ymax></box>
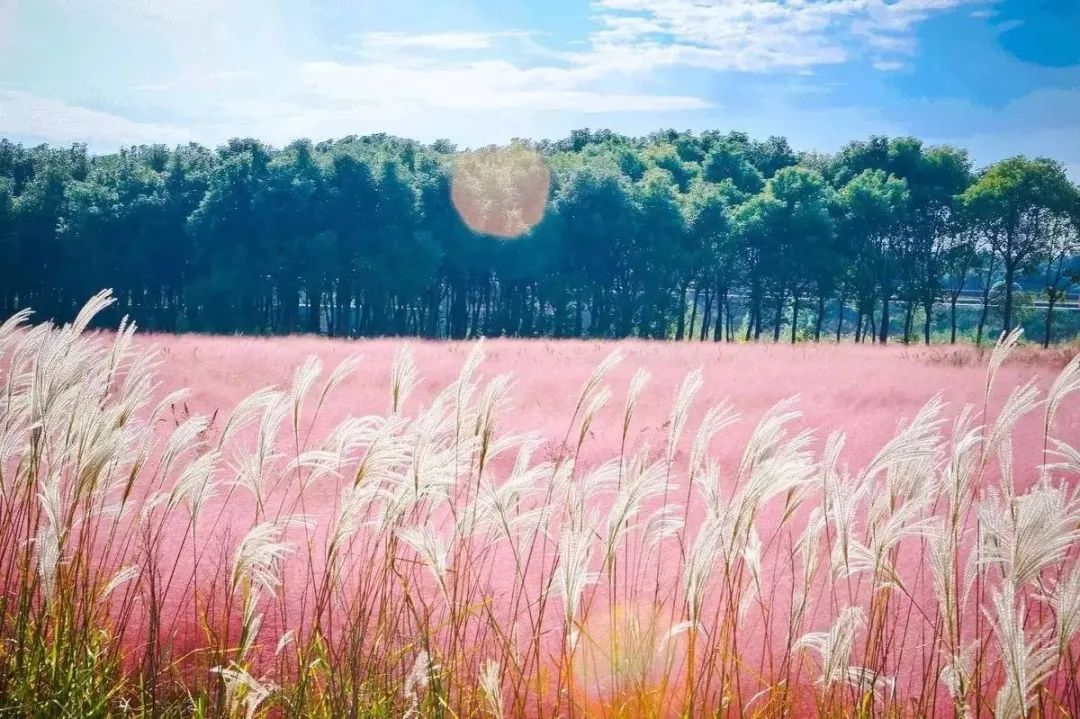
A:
<box><xmin>0</xmin><ymin>0</ymin><xmax>1077</xmax><ymax>176</ymax></box>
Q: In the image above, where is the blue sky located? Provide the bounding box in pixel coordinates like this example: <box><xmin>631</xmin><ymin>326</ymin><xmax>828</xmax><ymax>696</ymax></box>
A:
<box><xmin>0</xmin><ymin>0</ymin><xmax>1077</xmax><ymax>177</ymax></box>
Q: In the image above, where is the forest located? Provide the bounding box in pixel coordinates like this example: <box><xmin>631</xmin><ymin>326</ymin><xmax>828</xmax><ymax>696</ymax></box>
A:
<box><xmin>1</xmin><ymin>130</ymin><xmax>1078</xmax><ymax>345</ymax></box>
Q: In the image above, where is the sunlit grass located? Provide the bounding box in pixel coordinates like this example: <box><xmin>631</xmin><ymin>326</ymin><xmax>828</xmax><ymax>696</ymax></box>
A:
<box><xmin>1</xmin><ymin>291</ymin><xmax>1079</xmax><ymax>718</ymax></box>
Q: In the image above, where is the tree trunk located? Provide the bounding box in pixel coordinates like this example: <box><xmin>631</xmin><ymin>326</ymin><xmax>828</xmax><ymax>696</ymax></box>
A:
<box><xmin>835</xmin><ymin>291</ymin><xmax>846</xmax><ymax>343</ymax></box>
<box><xmin>814</xmin><ymin>294</ymin><xmax>825</xmax><ymax>342</ymax></box>
<box><xmin>791</xmin><ymin>295</ymin><xmax>800</xmax><ymax>344</ymax></box>
<box><xmin>700</xmin><ymin>289</ymin><xmax>712</xmax><ymax>342</ymax></box>
<box><xmin>878</xmin><ymin>292</ymin><xmax>890</xmax><ymax>344</ymax></box>
<box><xmin>1002</xmin><ymin>263</ymin><xmax>1016</xmax><ymax>336</ymax></box>
<box><xmin>1044</xmin><ymin>297</ymin><xmax>1057</xmax><ymax>348</ymax></box>
<box><xmin>922</xmin><ymin>301</ymin><xmax>933</xmax><ymax>345</ymax></box>
<box><xmin>688</xmin><ymin>284</ymin><xmax>700</xmax><ymax>342</ymax></box>
<box><xmin>713</xmin><ymin>290</ymin><xmax>724</xmax><ymax>342</ymax></box>
<box><xmin>726</xmin><ymin>299</ymin><xmax>734</xmax><ymax>341</ymax></box>
<box><xmin>902</xmin><ymin>300</ymin><xmax>914</xmax><ymax>345</ymax></box>
<box><xmin>772</xmin><ymin>292</ymin><xmax>785</xmax><ymax>342</ymax></box>
<box><xmin>675</xmin><ymin>282</ymin><xmax>688</xmax><ymax>340</ymax></box>
<box><xmin>950</xmin><ymin>294</ymin><xmax>959</xmax><ymax>344</ymax></box>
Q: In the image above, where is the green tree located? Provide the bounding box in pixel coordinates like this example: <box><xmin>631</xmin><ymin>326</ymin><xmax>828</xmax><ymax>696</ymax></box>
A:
<box><xmin>961</xmin><ymin>157</ymin><xmax>1078</xmax><ymax>335</ymax></box>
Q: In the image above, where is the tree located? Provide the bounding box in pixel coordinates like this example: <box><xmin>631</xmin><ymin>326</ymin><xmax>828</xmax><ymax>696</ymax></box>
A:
<box><xmin>682</xmin><ymin>180</ymin><xmax>738</xmax><ymax>341</ymax></box>
<box><xmin>733</xmin><ymin>167</ymin><xmax>833</xmax><ymax>343</ymax></box>
<box><xmin>961</xmin><ymin>157</ymin><xmax>1078</xmax><ymax>335</ymax></box>
<box><xmin>835</xmin><ymin>169</ymin><xmax>910</xmax><ymax>343</ymax></box>
<box><xmin>0</xmin><ymin>131</ymin><xmax>1077</xmax><ymax>346</ymax></box>
<box><xmin>1039</xmin><ymin>209</ymin><xmax>1080</xmax><ymax>347</ymax></box>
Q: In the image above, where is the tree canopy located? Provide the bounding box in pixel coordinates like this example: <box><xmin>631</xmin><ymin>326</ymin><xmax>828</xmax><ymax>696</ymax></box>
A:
<box><xmin>0</xmin><ymin>130</ymin><xmax>1078</xmax><ymax>345</ymax></box>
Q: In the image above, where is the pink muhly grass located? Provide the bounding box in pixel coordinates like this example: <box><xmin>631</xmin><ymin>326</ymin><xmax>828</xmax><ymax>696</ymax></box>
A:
<box><xmin>0</xmin><ymin>294</ymin><xmax>1078</xmax><ymax>717</ymax></box>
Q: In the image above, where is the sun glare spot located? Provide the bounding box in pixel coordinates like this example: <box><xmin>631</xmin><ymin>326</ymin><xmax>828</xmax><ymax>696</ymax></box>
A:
<box><xmin>450</xmin><ymin>145</ymin><xmax>551</xmax><ymax>239</ymax></box>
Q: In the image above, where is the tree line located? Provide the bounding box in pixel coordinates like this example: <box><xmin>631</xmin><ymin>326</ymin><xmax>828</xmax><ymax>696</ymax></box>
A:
<box><xmin>1</xmin><ymin>130</ymin><xmax>1078</xmax><ymax>345</ymax></box>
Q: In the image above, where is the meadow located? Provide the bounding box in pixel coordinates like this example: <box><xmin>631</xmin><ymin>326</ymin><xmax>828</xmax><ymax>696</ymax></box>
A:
<box><xmin>2</xmin><ymin>291</ymin><xmax>1080</xmax><ymax>718</ymax></box>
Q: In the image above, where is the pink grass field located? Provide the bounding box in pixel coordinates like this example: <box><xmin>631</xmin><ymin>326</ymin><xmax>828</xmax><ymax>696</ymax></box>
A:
<box><xmin>141</xmin><ymin>334</ymin><xmax>1077</xmax><ymax>477</ymax></box>
<box><xmin>97</xmin><ymin>333</ymin><xmax>1080</xmax><ymax>716</ymax></box>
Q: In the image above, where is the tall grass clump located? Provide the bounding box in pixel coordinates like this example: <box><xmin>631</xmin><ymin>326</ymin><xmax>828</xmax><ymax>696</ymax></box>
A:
<box><xmin>1</xmin><ymin>291</ymin><xmax>1080</xmax><ymax>718</ymax></box>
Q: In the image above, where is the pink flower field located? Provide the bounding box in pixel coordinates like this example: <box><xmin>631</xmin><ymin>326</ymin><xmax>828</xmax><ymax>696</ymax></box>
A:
<box><xmin>4</xmin><ymin>296</ymin><xmax>1080</xmax><ymax>719</ymax></box>
<box><xmin>144</xmin><ymin>333</ymin><xmax>1078</xmax><ymax>478</ymax></box>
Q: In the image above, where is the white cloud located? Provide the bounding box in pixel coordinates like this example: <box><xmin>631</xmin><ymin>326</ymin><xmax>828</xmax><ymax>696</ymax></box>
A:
<box><xmin>0</xmin><ymin>91</ymin><xmax>190</xmax><ymax>147</ymax></box>
<box><xmin>875</xmin><ymin>87</ymin><xmax>1080</xmax><ymax>179</ymax></box>
<box><xmin>297</xmin><ymin>59</ymin><xmax>708</xmax><ymax>113</ymax></box>
<box><xmin>587</xmin><ymin>0</ymin><xmax>993</xmax><ymax>72</ymax></box>
<box><xmin>357</xmin><ymin>31</ymin><xmax>531</xmax><ymax>52</ymax></box>
<box><xmin>873</xmin><ymin>60</ymin><xmax>907</xmax><ymax>71</ymax></box>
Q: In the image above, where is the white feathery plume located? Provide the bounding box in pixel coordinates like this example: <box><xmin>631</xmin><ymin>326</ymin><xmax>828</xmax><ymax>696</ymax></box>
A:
<box><xmin>682</xmin><ymin>516</ymin><xmax>724</xmax><ymax>625</ymax></box>
<box><xmin>845</xmin><ymin>491</ymin><xmax>937</xmax><ymax>590</ymax></box>
<box><xmin>473</xmin><ymin>372</ymin><xmax>513</xmax><ymax>447</ymax></box>
<box><xmin>827</xmin><ymin>472</ymin><xmax>869</xmax><ymax>579</ymax></box>
<box><xmin>642</xmin><ymin>504</ymin><xmax>684</xmax><ymax>552</ymax></box>
<box><xmin>390</xmin><ymin>345</ymin><xmax>419</xmax><ymax>414</ymax></box>
<box><xmin>36</xmin><ymin>473</ymin><xmax>63</xmax><ymax>600</ymax></box>
<box><xmin>218</xmin><ymin>387</ymin><xmax>284</xmax><ymax>449</ymax></box>
<box><xmin>574</xmin><ymin>349</ymin><xmax>624</xmax><ymax>422</ymax></box>
<box><xmin>793</xmin><ymin>508</ymin><xmax>826</xmax><ymax>625</ymax></box>
<box><xmin>688</xmin><ymin>400</ymin><xmax>739</xmax><ymax>481</ymax></box>
<box><xmin>666</xmin><ymin>368</ymin><xmax>703</xmax><ymax>465</ymax></box>
<box><xmin>101</xmin><ymin>564</ymin><xmax>139</xmax><ymax>599</ymax></box>
<box><xmin>168</xmin><ymin>449</ymin><xmax>220</xmax><ymax>522</ymax></box>
<box><xmin>315</xmin><ymin>354</ymin><xmax>363</xmax><ymax>412</ymax></box>
<box><xmin>280</xmin><ymin>449</ymin><xmax>341</xmax><ymax>490</ymax></box>
<box><xmin>275</xmin><ymin>629</ymin><xmax>295</xmax><ymax>656</ymax></box>
<box><xmin>1045</xmin><ymin>563</ymin><xmax>1080</xmax><ymax>654</ymax></box>
<box><xmin>231</xmin><ymin>516</ymin><xmax>309</xmax><ymax>596</ymax></box>
<box><xmin>397</xmin><ymin>525</ymin><xmax>451</xmax><ymax>588</ymax></box>
<box><xmin>985</xmin><ymin>326</ymin><xmax>1024</xmax><ymax>406</ymax></box>
<box><xmin>565</xmin><ymin>459</ymin><xmax>620</xmax><ymax>528</ymax></box>
<box><xmin>67</xmin><ymin>289</ymin><xmax>115</xmax><ymax>336</ymax></box>
<box><xmin>940</xmin><ymin>642</ymin><xmax>976</xmax><ymax>715</ymax></box>
<box><xmin>1045</xmin><ymin>351</ymin><xmax>1080</xmax><ymax>431</ymax></box>
<box><xmin>943</xmin><ymin>405</ymin><xmax>982</xmax><ymax>508</ymax></box>
<box><xmin>1048</xmin><ymin>438</ymin><xmax>1080</xmax><ymax>476</ymax></box>
<box><xmin>929</xmin><ymin>522</ymin><xmax>963</xmax><ymax>643</ymax></box>
<box><xmin>211</xmin><ymin>665</ymin><xmax>277</xmax><ymax>719</ymax></box>
<box><xmin>980</xmin><ymin>480</ymin><xmax>1080</xmax><ymax>588</ymax></box>
<box><xmin>35</xmin><ymin>522</ymin><xmax>61</xmax><ymax>602</ymax></box>
<box><xmin>160</xmin><ymin>414</ymin><xmax>210</xmax><ymax>475</ymax></box>
<box><xmin>145</xmin><ymin>387</ymin><xmax>190</xmax><ymax>426</ymax></box>
<box><xmin>988</xmin><ymin>584</ymin><xmax>1057</xmax><ymax>719</ymax></box>
<box><xmin>553</xmin><ymin>522</ymin><xmax>597</xmax><ymax>631</ymax></box>
<box><xmin>732</xmin><ymin>397</ymin><xmax>817</xmax><ymax>537</ymax></box>
<box><xmin>602</xmin><ymin>452</ymin><xmax>666</xmax><ymax>566</ymax></box>
<box><xmin>985</xmin><ymin>381</ymin><xmax>1041</xmax><ymax>481</ymax></box>
<box><xmin>403</xmin><ymin>650</ymin><xmax>434</xmax><ymax>717</ymax></box>
<box><xmin>0</xmin><ymin>307</ymin><xmax>32</xmax><ymax>352</ymax></box>
<box><xmin>478</xmin><ymin>660</ymin><xmax>505</xmax><ymax>719</ymax></box>
<box><xmin>860</xmin><ymin>394</ymin><xmax>946</xmax><ymax>484</ymax></box>
<box><xmin>843</xmin><ymin>667</ymin><xmax>895</xmax><ymax>702</ymax></box>
<box><xmin>328</xmin><ymin>482</ymin><xmax>385</xmax><ymax>557</ymax></box>
<box><xmin>289</xmin><ymin>356</ymin><xmax>322</xmax><ymax>436</ymax></box>
<box><xmin>576</xmin><ymin>384</ymin><xmax>611</xmax><ymax>451</ymax></box>
<box><xmin>621</xmin><ymin>367</ymin><xmax>650</xmax><ymax>445</ymax></box>
<box><xmin>737</xmin><ymin>526</ymin><xmax>763</xmax><ymax>619</ymax></box>
<box><xmin>795</xmin><ymin>606</ymin><xmax>865</xmax><ymax>688</ymax></box>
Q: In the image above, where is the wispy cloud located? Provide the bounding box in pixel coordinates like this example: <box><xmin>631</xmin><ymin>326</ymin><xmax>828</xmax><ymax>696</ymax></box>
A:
<box><xmin>357</xmin><ymin>31</ymin><xmax>533</xmax><ymax>53</ymax></box>
<box><xmin>0</xmin><ymin>91</ymin><xmax>189</xmax><ymax>147</ymax></box>
<box><xmin>297</xmin><ymin>59</ymin><xmax>708</xmax><ymax>113</ymax></box>
<box><xmin>586</xmin><ymin>0</ymin><xmax>993</xmax><ymax>72</ymax></box>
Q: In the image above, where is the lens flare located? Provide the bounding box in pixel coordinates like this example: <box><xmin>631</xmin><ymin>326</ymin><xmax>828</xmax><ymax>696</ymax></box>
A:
<box><xmin>451</xmin><ymin>145</ymin><xmax>551</xmax><ymax>239</ymax></box>
<box><xmin>570</xmin><ymin>600</ymin><xmax>685</xmax><ymax>714</ymax></box>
